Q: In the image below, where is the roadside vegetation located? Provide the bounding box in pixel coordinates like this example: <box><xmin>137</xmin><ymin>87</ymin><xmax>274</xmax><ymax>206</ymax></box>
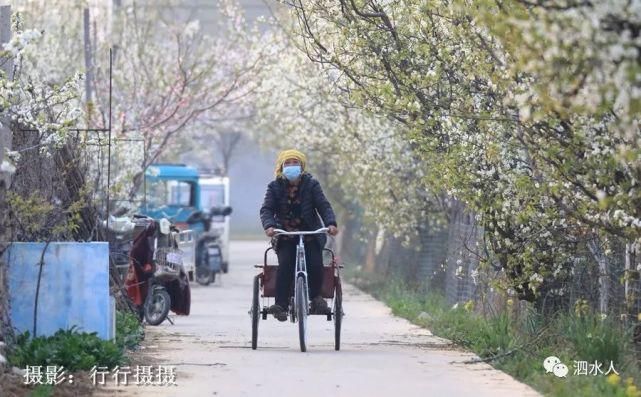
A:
<box><xmin>2</xmin><ymin>310</ymin><xmax>143</xmax><ymax>396</ymax></box>
<box><xmin>350</xmin><ymin>270</ymin><xmax>641</xmax><ymax>397</ymax></box>
<box><xmin>8</xmin><ymin>328</ymin><xmax>124</xmax><ymax>371</ymax></box>
<box><xmin>8</xmin><ymin>310</ymin><xmax>143</xmax><ymax>371</ymax></box>
<box><xmin>115</xmin><ymin>310</ymin><xmax>145</xmax><ymax>352</ymax></box>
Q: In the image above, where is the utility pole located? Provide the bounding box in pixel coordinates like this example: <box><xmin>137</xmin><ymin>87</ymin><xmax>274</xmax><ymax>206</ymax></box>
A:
<box><xmin>111</xmin><ymin>0</ymin><xmax>121</xmax><ymax>61</ymax></box>
<box><xmin>83</xmin><ymin>8</ymin><xmax>94</xmax><ymax>107</ymax></box>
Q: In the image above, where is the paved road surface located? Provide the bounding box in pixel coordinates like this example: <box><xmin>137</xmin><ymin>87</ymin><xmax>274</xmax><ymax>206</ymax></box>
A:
<box><xmin>100</xmin><ymin>240</ymin><xmax>540</xmax><ymax>397</ymax></box>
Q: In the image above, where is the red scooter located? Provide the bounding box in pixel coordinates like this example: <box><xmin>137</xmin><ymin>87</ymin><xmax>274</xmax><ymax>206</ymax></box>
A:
<box><xmin>125</xmin><ymin>215</ymin><xmax>191</xmax><ymax>325</ymax></box>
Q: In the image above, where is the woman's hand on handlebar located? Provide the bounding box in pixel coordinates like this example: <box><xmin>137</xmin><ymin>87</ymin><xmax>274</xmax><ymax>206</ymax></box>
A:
<box><xmin>265</xmin><ymin>227</ymin><xmax>276</xmax><ymax>237</ymax></box>
<box><xmin>328</xmin><ymin>225</ymin><xmax>338</xmax><ymax>236</ymax></box>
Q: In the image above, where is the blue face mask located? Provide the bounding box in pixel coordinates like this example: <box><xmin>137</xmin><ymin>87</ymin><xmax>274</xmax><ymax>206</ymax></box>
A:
<box><xmin>282</xmin><ymin>165</ymin><xmax>302</xmax><ymax>180</ymax></box>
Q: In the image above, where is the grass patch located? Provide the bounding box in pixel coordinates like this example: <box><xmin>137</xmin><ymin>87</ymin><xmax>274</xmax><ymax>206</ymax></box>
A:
<box><xmin>348</xmin><ymin>271</ymin><xmax>641</xmax><ymax>397</ymax></box>
<box><xmin>29</xmin><ymin>384</ymin><xmax>53</xmax><ymax>397</ymax></box>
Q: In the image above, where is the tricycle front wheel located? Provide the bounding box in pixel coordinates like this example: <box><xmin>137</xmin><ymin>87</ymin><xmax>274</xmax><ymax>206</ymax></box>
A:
<box><xmin>251</xmin><ymin>275</ymin><xmax>260</xmax><ymax>350</ymax></box>
<box><xmin>296</xmin><ymin>276</ymin><xmax>307</xmax><ymax>352</ymax></box>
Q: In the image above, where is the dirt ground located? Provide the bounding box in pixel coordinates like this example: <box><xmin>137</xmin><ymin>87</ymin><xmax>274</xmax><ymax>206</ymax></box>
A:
<box><xmin>0</xmin><ymin>366</ymin><xmax>96</xmax><ymax>397</ymax></box>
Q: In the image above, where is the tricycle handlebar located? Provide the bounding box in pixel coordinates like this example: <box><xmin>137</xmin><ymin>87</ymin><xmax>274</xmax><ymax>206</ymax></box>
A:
<box><xmin>272</xmin><ymin>227</ymin><xmax>328</xmax><ymax>236</ymax></box>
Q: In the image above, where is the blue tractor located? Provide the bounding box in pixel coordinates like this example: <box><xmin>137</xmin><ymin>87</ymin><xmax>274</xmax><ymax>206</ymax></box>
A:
<box><xmin>142</xmin><ymin>164</ymin><xmax>201</xmax><ymax>227</ymax></box>
<box><xmin>140</xmin><ymin>164</ymin><xmax>231</xmax><ymax>284</ymax></box>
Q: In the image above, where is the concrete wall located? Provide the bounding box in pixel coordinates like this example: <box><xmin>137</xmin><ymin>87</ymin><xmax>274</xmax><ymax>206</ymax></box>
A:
<box><xmin>5</xmin><ymin>242</ymin><xmax>112</xmax><ymax>339</ymax></box>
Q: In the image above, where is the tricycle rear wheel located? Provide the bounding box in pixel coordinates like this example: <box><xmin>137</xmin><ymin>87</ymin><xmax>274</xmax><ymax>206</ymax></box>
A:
<box><xmin>334</xmin><ymin>277</ymin><xmax>343</xmax><ymax>351</ymax></box>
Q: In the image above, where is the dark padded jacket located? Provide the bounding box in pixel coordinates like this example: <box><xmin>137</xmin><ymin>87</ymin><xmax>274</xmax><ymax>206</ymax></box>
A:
<box><xmin>260</xmin><ymin>173</ymin><xmax>337</xmax><ymax>245</ymax></box>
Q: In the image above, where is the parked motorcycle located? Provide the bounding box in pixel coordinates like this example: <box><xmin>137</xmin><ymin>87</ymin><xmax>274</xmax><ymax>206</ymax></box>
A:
<box><xmin>126</xmin><ymin>216</ymin><xmax>191</xmax><ymax>325</ymax></box>
<box><xmin>187</xmin><ymin>206</ymin><xmax>233</xmax><ymax>286</ymax></box>
<box><xmin>103</xmin><ymin>215</ymin><xmax>136</xmax><ymax>282</ymax></box>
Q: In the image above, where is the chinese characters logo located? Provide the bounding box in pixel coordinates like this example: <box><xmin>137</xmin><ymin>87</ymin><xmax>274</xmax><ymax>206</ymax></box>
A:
<box><xmin>543</xmin><ymin>356</ymin><xmax>619</xmax><ymax>378</ymax></box>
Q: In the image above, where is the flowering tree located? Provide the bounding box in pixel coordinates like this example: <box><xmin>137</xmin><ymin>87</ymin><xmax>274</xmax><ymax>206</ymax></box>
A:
<box><xmin>15</xmin><ymin>0</ymin><xmax>268</xmax><ymax>207</ymax></box>
<box><xmin>272</xmin><ymin>0</ymin><xmax>640</xmax><ymax>304</ymax></box>
<box><xmin>253</xmin><ymin>25</ymin><xmax>436</xmax><ymax>242</ymax></box>
<box><xmin>1</xmin><ymin>15</ymin><xmax>87</xmax><ymax>241</ymax></box>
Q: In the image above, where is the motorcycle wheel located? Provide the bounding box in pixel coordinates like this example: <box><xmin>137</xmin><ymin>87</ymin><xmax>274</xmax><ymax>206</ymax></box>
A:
<box><xmin>144</xmin><ymin>289</ymin><xmax>171</xmax><ymax>326</ymax></box>
<box><xmin>196</xmin><ymin>251</ymin><xmax>212</xmax><ymax>286</ymax></box>
<box><xmin>196</xmin><ymin>269</ymin><xmax>211</xmax><ymax>286</ymax></box>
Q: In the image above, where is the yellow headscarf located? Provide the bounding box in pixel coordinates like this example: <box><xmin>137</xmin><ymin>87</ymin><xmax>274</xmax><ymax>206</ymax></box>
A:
<box><xmin>275</xmin><ymin>149</ymin><xmax>307</xmax><ymax>177</ymax></box>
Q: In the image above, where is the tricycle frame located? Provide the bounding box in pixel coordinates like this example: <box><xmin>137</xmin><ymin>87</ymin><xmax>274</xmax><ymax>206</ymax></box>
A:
<box><xmin>251</xmin><ymin>234</ymin><xmax>344</xmax><ymax>352</ymax></box>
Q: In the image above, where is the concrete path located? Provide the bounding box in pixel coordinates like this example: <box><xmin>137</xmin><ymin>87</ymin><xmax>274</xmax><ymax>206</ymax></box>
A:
<box><xmin>98</xmin><ymin>240</ymin><xmax>540</xmax><ymax>397</ymax></box>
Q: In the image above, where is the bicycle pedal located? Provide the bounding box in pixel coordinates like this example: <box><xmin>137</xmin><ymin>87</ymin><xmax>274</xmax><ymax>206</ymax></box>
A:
<box><xmin>310</xmin><ymin>307</ymin><xmax>331</xmax><ymax>315</ymax></box>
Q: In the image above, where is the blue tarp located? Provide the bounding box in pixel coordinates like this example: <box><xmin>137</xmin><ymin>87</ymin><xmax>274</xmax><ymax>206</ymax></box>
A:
<box><xmin>5</xmin><ymin>242</ymin><xmax>112</xmax><ymax>340</ymax></box>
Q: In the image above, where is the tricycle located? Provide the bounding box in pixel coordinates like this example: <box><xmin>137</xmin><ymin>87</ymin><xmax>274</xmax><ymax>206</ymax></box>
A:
<box><xmin>250</xmin><ymin>228</ymin><xmax>344</xmax><ymax>352</ymax></box>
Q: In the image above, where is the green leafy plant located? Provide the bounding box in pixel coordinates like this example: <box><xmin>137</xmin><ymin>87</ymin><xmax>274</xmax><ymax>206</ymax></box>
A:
<box><xmin>8</xmin><ymin>327</ymin><xmax>124</xmax><ymax>371</ymax></box>
<box><xmin>115</xmin><ymin>310</ymin><xmax>144</xmax><ymax>351</ymax></box>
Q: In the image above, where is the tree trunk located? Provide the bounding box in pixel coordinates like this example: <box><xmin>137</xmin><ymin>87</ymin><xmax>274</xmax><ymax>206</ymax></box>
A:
<box><xmin>587</xmin><ymin>237</ymin><xmax>610</xmax><ymax>315</ymax></box>
<box><xmin>364</xmin><ymin>225</ymin><xmax>378</xmax><ymax>273</ymax></box>
<box><xmin>625</xmin><ymin>242</ymin><xmax>639</xmax><ymax>315</ymax></box>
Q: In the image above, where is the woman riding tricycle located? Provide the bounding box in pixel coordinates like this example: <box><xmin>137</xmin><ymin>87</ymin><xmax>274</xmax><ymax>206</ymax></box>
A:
<box><xmin>253</xmin><ymin>149</ymin><xmax>343</xmax><ymax>351</ymax></box>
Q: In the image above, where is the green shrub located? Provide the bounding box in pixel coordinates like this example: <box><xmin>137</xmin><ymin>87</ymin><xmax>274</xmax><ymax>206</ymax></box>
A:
<box><xmin>8</xmin><ymin>327</ymin><xmax>124</xmax><ymax>371</ymax></box>
<box><xmin>115</xmin><ymin>310</ymin><xmax>144</xmax><ymax>350</ymax></box>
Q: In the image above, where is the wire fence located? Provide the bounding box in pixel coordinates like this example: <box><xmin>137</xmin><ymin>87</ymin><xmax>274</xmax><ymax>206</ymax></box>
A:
<box><xmin>355</xmin><ymin>204</ymin><xmax>641</xmax><ymax>324</ymax></box>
